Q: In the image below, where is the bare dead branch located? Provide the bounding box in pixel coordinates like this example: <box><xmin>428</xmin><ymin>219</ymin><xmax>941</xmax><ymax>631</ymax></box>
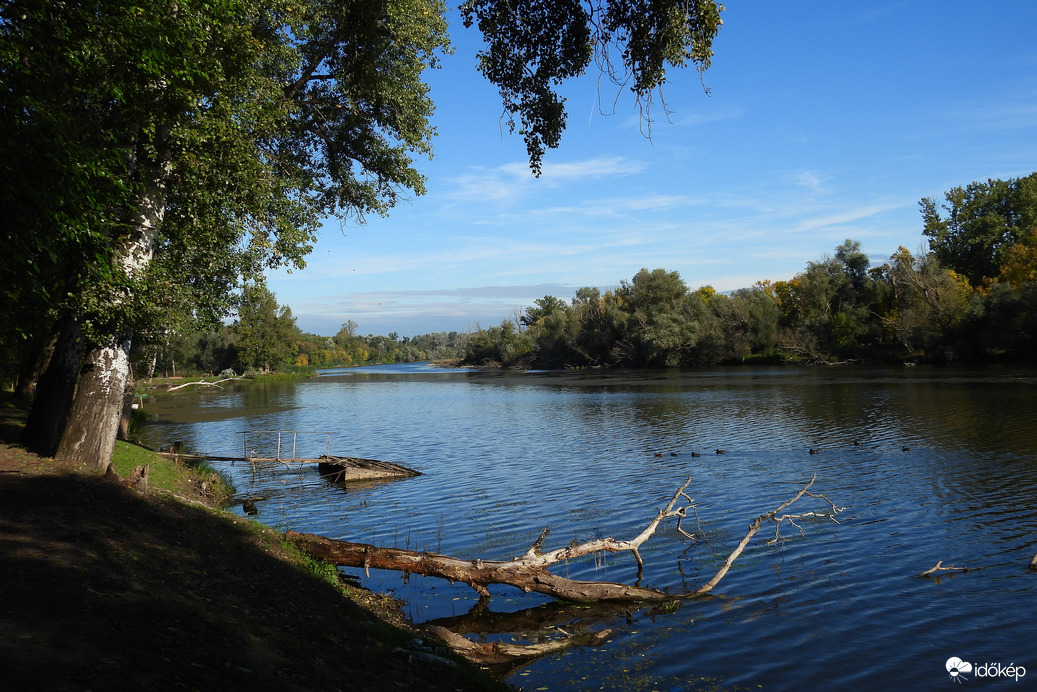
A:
<box><xmin>166</xmin><ymin>376</ymin><xmax>244</xmax><ymax>392</ymax></box>
<box><xmin>920</xmin><ymin>560</ymin><xmax>966</xmax><ymax>576</ymax></box>
<box><xmin>693</xmin><ymin>473</ymin><xmax>844</xmax><ymax>595</ymax></box>
<box><xmin>290</xmin><ymin>474</ymin><xmax>841</xmax><ymax>606</ymax></box>
<box><xmin>289</xmin><ymin>473</ymin><xmax>843</xmax><ymax>667</ymax></box>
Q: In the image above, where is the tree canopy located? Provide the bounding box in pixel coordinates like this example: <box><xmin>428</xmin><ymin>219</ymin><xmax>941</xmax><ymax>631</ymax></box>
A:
<box><xmin>2</xmin><ymin>0</ymin><xmax>727</xmax><ymax>467</ymax></box>
<box><xmin>462</xmin><ymin>0</ymin><xmax>724</xmax><ymax>173</ymax></box>
<box><xmin>921</xmin><ymin>173</ymin><xmax>1037</xmax><ymax>286</ymax></box>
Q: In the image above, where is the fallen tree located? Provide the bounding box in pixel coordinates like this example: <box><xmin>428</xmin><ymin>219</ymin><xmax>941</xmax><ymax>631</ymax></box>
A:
<box><xmin>288</xmin><ymin>474</ymin><xmax>842</xmax><ymax>602</ymax></box>
<box><xmin>288</xmin><ymin>474</ymin><xmax>844</xmax><ymax>665</ymax></box>
<box><xmin>165</xmin><ymin>376</ymin><xmax>245</xmax><ymax>392</ymax></box>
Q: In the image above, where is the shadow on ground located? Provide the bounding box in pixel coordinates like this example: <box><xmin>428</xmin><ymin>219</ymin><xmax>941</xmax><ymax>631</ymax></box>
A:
<box><xmin>0</xmin><ymin>404</ymin><xmax>501</xmax><ymax>691</ymax></box>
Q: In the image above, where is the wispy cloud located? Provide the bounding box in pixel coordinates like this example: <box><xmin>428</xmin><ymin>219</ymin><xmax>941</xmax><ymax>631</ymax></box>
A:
<box><xmin>443</xmin><ymin>156</ymin><xmax>646</xmax><ymax>203</ymax></box>
<box><xmin>290</xmin><ymin>284</ymin><xmax>582</xmax><ymax>335</ymax></box>
<box><xmin>789</xmin><ymin>170</ymin><xmax>827</xmax><ymax>192</ymax></box>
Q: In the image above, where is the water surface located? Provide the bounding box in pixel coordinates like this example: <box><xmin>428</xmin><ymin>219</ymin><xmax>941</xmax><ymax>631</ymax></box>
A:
<box><xmin>139</xmin><ymin>365</ymin><xmax>1037</xmax><ymax>690</ymax></box>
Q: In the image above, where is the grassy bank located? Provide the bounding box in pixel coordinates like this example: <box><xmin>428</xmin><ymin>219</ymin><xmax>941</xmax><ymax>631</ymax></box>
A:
<box><xmin>0</xmin><ymin>399</ymin><xmax>508</xmax><ymax>691</ymax></box>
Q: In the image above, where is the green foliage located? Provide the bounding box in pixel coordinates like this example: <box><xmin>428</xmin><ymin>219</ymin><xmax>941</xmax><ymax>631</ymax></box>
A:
<box><xmin>465</xmin><ymin>321</ymin><xmax>534</xmax><ymax>367</ymax></box>
<box><xmin>461</xmin><ymin>0</ymin><xmax>724</xmax><ymax>173</ymax></box>
<box><xmin>463</xmin><ymin>228</ymin><xmax>1037</xmax><ymax>368</ymax></box>
<box><xmin>921</xmin><ymin>173</ymin><xmax>1037</xmax><ymax>286</ymax></box>
<box><xmin>0</xmin><ymin>0</ymin><xmax>454</xmax><ymax>380</ymax></box>
<box><xmin>279</xmin><ymin>539</ymin><xmax>342</xmax><ymax>588</ymax></box>
<box><xmin>232</xmin><ymin>284</ymin><xmax>300</xmax><ymax>372</ymax></box>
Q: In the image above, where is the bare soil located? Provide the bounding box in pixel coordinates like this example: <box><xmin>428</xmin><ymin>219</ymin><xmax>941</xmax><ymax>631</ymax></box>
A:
<box><xmin>0</xmin><ymin>401</ymin><xmax>509</xmax><ymax>691</ymax></box>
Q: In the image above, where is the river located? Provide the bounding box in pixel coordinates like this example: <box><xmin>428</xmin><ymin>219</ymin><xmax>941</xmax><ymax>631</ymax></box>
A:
<box><xmin>137</xmin><ymin>364</ymin><xmax>1037</xmax><ymax>690</ymax></box>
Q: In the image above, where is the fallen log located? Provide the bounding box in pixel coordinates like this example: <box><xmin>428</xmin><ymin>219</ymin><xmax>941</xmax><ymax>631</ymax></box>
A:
<box><xmin>288</xmin><ymin>474</ymin><xmax>843</xmax><ymax>603</ymax></box>
<box><xmin>287</xmin><ymin>531</ymin><xmax>672</xmax><ymax>601</ymax></box>
<box><xmin>289</xmin><ymin>474</ymin><xmax>842</xmax><ymax>667</ymax></box>
<box><xmin>165</xmin><ymin>376</ymin><xmax>244</xmax><ymax>392</ymax></box>
<box><xmin>426</xmin><ymin>624</ymin><xmax>613</xmax><ymax>667</ymax></box>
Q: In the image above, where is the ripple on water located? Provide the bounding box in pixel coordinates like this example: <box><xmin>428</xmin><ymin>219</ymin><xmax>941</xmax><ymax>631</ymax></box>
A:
<box><xmin>137</xmin><ymin>366</ymin><xmax>1037</xmax><ymax>691</ymax></box>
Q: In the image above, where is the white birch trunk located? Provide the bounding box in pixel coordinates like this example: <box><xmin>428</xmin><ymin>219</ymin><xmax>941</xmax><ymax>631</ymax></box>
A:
<box><xmin>55</xmin><ymin>167</ymin><xmax>167</xmax><ymax>469</ymax></box>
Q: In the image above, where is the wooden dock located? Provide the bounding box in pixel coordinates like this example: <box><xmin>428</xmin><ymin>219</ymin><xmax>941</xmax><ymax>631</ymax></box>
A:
<box><xmin>156</xmin><ymin>430</ymin><xmax>423</xmax><ymax>483</ymax></box>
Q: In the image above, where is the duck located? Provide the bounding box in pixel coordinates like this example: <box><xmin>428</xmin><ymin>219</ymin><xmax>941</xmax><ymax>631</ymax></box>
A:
<box><xmin>853</xmin><ymin>440</ymin><xmax>862</xmax><ymax>446</ymax></box>
<box><xmin>809</xmin><ymin>448</ymin><xmax>820</xmax><ymax>455</ymax></box>
<box><xmin>691</xmin><ymin>451</ymin><xmax>701</xmax><ymax>457</ymax></box>
<box><xmin>715</xmin><ymin>449</ymin><xmax>726</xmax><ymax>455</ymax></box>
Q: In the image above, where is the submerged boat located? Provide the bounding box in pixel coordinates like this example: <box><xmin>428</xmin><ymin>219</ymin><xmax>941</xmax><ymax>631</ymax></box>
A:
<box><xmin>316</xmin><ymin>455</ymin><xmax>422</xmax><ymax>482</ymax></box>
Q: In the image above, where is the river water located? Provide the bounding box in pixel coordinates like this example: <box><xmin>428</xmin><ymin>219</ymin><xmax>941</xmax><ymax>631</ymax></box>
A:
<box><xmin>138</xmin><ymin>364</ymin><xmax>1037</xmax><ymax>690</ymax></box>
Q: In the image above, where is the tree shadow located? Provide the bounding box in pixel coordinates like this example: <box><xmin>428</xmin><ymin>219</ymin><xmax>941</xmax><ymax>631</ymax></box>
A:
<box><xmin>0</xmin><ymin>468</ymin><xmax>496</xmax><ymax>690</ymax></box>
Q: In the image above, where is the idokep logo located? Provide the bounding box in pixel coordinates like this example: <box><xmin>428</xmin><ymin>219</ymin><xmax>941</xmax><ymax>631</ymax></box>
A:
<box><xmin>946</xmin><ymin>656</ymin><xmax>1027</xmax><ymax>683</ymax></box>
<box><xmin>946</xmin><ymin>657</ymin><xmax>973</xmax><ymax>682</ymax></box>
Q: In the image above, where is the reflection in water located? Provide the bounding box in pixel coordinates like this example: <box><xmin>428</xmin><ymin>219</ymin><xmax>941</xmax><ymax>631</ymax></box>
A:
<box><xmin>138</xmin><ymin>365</ymin><xmax>1037</xmax><ymax>691</ymax></box>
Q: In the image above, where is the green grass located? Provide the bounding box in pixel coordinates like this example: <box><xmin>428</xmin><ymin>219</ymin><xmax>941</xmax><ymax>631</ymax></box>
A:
<box><xmin>110</xmin><ymin>441</ymin><xmax>234</xmax><ymax>504</ymax></box>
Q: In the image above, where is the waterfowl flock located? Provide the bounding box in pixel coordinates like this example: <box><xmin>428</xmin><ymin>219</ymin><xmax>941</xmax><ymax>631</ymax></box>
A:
<box><xmin>648</xmin><ymin>440</ymin><xmax>915</xmax><ymax>458</ymax></box>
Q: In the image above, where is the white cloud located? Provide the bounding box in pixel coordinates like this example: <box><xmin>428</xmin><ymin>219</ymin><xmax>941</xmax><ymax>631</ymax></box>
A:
<box><xmin>443</xmin><ymin>155</ymin><xmax>646</xmax><ymax>204</ymax></box>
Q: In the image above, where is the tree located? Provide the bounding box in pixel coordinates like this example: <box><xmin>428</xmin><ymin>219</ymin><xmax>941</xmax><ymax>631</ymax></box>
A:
<box><xmin>521</xmin><ymin>296</ymin><xmax>570</xmax><ymax>327</ymax></box>
<box><xmin>707</xmin><ymin>287</ymin><xmax>780</xmax><ymax>362</ymax></box>
<box><xmin>613</xmin><ymin>268</ymin><xmax>702</xmax><ymax>366</ymax></box>
<box><xmin>998</xmin><ymin>229</ymin><xmax>1037</xmax><ymax>286</ymax></box>
<box><xmin>233</xmin><ymin>285</ymin><xmax>300</xmax><ymax>372</ymax></box>
<box><xmin>5</xmin><ymin>0</ymin><xmax>451</xmax><ymax>467</ymax></box>
<box><xmin>878</xmin><ymin>247</ymin><xmax>972</xmax><ymax>358</ymax></box>
<box><xmin>921</xmin><ymin>173</ymin><xmax>1037</xmax><ymax>286</ymax></box>
<box><xmin>4</xmin><ymin>0</ymin><xmax>723</xmax><ymax>468</ymax></box>
<box><xmin>834</xmin><ymin>238</ymin><xmax>871</xmax><ymax>301</ymax></box>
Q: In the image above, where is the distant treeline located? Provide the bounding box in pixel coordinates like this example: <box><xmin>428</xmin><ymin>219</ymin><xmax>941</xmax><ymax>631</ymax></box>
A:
<box><xmin>462</xmin><ymin>174</ymin><xmax>1037</xmax><ymax>368</ymax></box>
<box><xmin>139</xmin><ymin>172</ymin><xmax>1037</xmax><ymax>377</ymax></box>
<box><xmin>145</xmin><ymin>292</ymin><xmax>468</xmax><ymax>377</ymax></box>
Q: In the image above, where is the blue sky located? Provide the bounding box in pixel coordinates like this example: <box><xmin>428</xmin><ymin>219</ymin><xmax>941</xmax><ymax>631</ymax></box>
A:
<box><xmin>268</xmin><ymin>2</ymin><xmax>1037</xmax><ymax>337</ymax></box>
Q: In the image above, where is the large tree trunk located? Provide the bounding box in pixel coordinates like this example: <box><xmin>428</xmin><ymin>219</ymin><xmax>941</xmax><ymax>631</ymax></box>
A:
<box><xmin>13</xmin><ymin>336</ymin><xmax>49</xmax><ymax>402</ymax></box>
<box><xmin>56</xmin><ymin>161</ymin><xmax>167</xmax><ymax>469</ymax></box>
<box><xmin>21</xmin><ymin>322</ymin><xmax>84</xmax><ymax>456</ymax></box>
<box><xmin>288</xmin><ymin>532</ymin><xmax>672</xmax><ymax>602</ymax></box>
<box><xmin>55</xmin><ymin>335</ymin><xmax>133</xmax><ymax>468</ymax></box>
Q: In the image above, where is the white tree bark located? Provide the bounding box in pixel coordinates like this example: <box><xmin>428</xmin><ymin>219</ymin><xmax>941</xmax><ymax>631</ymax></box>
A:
<box><xmin>56</xmin><ymin>166</ymin><xmax>167</xmax><ymax>469</ymax></box>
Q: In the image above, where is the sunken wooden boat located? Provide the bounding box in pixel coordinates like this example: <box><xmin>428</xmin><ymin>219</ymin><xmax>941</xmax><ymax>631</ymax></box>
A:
<box><xmin>316</xmin><ymin>455</ymin><xmax>422</xmax><ymax>482</ymax></box>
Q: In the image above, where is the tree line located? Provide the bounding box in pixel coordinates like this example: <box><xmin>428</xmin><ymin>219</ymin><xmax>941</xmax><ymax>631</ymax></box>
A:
<box><xmin>462</xmin><ymin>173</ymin><xmax>1037</xmax><ymax>368</ymax></box>
<box><xmin>141</xmin><ymin>285</ymin><xmax>468</xmax><ymax>377</ymax></box>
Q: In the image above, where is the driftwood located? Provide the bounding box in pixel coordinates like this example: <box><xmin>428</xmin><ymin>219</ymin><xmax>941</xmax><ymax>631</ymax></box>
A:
<box><xmin>919</xmin><ymin>561</ymin><xmax>968</xmax><ymax>577</ymax></box>
<box><xmin>166</xmin><ymin>376</ymin><xmax>244</xmax><ymax>392</ymax></box>
<box><xmin>427</xmin><ymin>624</ymin><xmax>613</xmax><ymax>667</ymax></box>
<box><xmin>289</xmin><ymin>477</ymin><xmax>701</xmax><ymax>602</ymax></box>
<box><xmin>289</xmin><ymin>474</ymin><xmax>842</xmax><ymax>603</ymax></box>
<box><xmin>423</xmin><ymin>599</ymin><xmax>661</xmax><ymax>672</ymax></box>
<box><xmin>289</xmin><ymin>474</ymin><xmax>842</xmax><ymax>666</ymax></box>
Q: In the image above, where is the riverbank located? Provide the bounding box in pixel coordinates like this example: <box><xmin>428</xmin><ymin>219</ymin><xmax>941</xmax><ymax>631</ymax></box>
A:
<box><xmin>0</xmin><ymin>399</ymin><xmax>508</xmax><ymax>691</ymax></box>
